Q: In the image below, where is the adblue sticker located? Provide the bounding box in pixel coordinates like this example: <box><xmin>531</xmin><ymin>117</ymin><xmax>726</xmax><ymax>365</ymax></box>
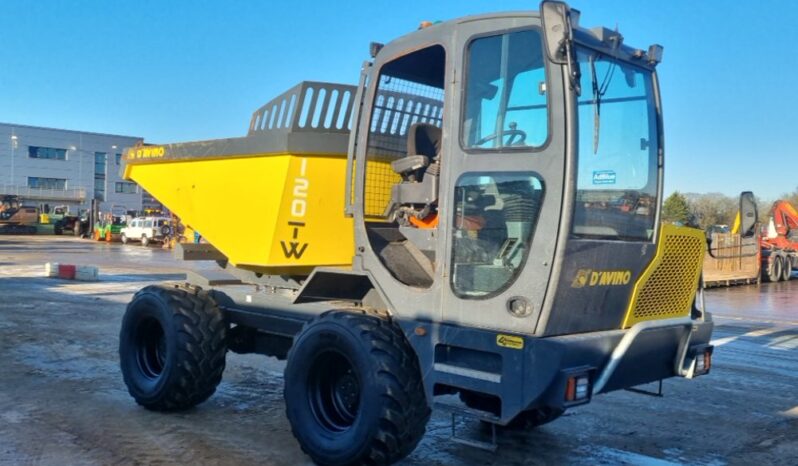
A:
<box><xmin>592</xmin><ymin>170</ymin><xmax>616</xmax><ymax>185</ymax></box>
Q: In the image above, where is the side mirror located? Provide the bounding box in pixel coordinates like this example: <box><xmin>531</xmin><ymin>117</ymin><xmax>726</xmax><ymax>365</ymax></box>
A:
<box><xmin>540</xmin><ymin>1</ymin><xmax>575</xmax><ymax>65</ymax></box>
<box><xmin>739</xmin><ymin>191</ymin><xmax>758</xmax><ymax>238</ymax></box>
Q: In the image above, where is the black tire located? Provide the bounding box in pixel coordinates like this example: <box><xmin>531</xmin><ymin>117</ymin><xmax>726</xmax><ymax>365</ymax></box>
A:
<box><xmin>141</xmin><ymin>235</ymin><xmax>149</xmax><ymax>247</ymax></box>
<box><xmin>119</xmin><ymin>285</ymin><xmax>227</xmax><ymax>411</ymax></box>
<box><xmin>284</xmin><ymin>311</ymin><xmax>430</xmax><ymax>466</ymax></box>
<box><xmin>782</xmin><ymin>255</ymin><xmax>792</xmax><ymax>281</ymax></box>
<box><xmin>459</xmin><ymin>391</ymin><xmax>564</xmax><ymax>430</ymax></box>
<box><xmin>767</xmin><ymin>255</ymin><xmax>783</xmax><ymax>283</ymax></box>
<box><xmin>54</xmin><ymin>222</ymin><xmax>63</xmax><ymax>235</ymax></box>
<box><xmin>121</xmin><ymin>233</ymin><xmax>128</xmax><ymax>244</ymax></box>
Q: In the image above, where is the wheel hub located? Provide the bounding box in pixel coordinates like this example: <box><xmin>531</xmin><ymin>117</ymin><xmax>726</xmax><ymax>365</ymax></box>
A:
<box><xmin>308</xmin><ymin>350</ymin><xmax>361</xmax><ymax>432</ymax></box>
<box><xmin>135</xmin><ymin>318</ymin><xmax>166</xmax><ymax>380</ymax></box>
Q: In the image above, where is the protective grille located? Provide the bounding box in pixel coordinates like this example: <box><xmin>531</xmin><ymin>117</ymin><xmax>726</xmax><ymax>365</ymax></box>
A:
<box><xmin>623</xmin><ymin>225</ymin><xmax>706</xmax><ymax>328</ymax></box>
<box><xmin>364</xmin><ymin>159</ymin><xmax>400</xmax><ymax>218</ymax></box>
<box><xmin>363</xmin><ymin>74</ymin><xmax>444</xmax><ymax>218</ymax></box>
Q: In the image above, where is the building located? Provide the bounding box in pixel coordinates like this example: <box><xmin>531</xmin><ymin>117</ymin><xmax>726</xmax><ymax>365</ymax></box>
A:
<box><xmin>0</xmin><ymin>122</ymin><xmax>154</xmax><ymax>215</ymax></box>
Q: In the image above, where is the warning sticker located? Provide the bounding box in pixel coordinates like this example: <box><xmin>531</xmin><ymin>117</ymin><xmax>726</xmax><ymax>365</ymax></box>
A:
<box><xmin>496</xmin><ymin>334</ymin><xmax>524</xmax><ymax>350</ymax></box>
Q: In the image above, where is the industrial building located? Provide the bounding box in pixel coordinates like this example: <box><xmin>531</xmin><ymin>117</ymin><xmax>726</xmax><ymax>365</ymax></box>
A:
<box><xmin>0</xmin><ymin>122</ymin><xmax>159</xmax><ymax>215</ymax></box>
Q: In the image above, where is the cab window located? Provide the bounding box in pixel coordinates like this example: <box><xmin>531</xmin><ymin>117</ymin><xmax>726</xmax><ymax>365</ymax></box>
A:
<box><xmin>572</xmin><ymin>49</ymin><xmax>659</xmax><ymax>241</ymax></box>
<box><xmin>463</xmin><ymin>29</ymin><xmax>548</xmax><ymax>150</ymax></box>
<box><xmin>451</xmin><ymin>173</ymin><xmax>544</xmax><ymax>297</ymax></box>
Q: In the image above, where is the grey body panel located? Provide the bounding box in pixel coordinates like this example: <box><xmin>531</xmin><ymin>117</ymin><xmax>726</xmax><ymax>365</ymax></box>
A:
<box><xmin>544</xmin><ymin>240</ymin><xmax>656</xmax><ymax>335</ymax></box>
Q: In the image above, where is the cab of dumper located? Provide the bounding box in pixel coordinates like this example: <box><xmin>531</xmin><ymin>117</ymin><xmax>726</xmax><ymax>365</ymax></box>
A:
<box><xmin>343</xmin><ymin>3</ymin><xmax>703</xmax><ymax>341</ymax></box>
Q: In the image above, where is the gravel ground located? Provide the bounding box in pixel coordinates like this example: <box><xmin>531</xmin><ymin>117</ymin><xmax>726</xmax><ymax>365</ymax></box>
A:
<box><xmin>1</xmin><ymin>236</ymin><xmax>796</xmax><ymax>465</ymax></box>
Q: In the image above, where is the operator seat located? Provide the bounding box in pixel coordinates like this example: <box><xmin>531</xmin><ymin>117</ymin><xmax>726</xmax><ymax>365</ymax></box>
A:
<box><xmin>385</xmin><ymin>123</ymin><xmax>442</xmax><ymax>226</ymax></box>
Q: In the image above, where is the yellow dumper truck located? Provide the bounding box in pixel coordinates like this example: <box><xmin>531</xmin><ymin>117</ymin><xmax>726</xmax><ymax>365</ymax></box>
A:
<box><xmin>118</xmin><ymin>3</ymin><xmax>714</xmax><ymax>465</ymax></box>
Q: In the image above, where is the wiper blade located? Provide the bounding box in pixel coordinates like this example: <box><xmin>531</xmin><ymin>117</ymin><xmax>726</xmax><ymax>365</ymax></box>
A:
<box><xmin>590</xmin><ymin>56</ymin><xmax>600</xmax><ymax>154</ymax></box>
<box><xmin>590</xmin><ymin>54</ymin><xmax>617</xmax><ymax>154</ymax></box>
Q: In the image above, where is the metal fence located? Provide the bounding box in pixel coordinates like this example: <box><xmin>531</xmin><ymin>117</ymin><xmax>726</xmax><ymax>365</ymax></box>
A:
<box><xmin>0</xmin><ymin>184</ymin><xmax>86</xmax><ymax>202</ymax></box>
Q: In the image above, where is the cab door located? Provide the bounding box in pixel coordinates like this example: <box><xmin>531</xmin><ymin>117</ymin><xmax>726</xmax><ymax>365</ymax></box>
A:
<box><xmin>438</xmin><ymin>16</ymin><xmax>566</xmax><ymax>334</ymax></box>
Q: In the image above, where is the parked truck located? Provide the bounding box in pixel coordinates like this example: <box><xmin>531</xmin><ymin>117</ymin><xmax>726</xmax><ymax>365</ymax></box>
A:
<box><xmin>45</xmin><ymin>205</ymin><xmax>82</xmax><ymax>235</ymax></box>
<box><xmin>117</xmin><ymin>3</ymin><xmax>714</xmax><ymax>465</ymax></box>
<box><xmin>703</xmin><ymin>192</ymin><xmax>761</xmax><ymax>287</ymax></box>
<box><xmin>760</xmin><ymin>199</ymin><xmax>798</xmax><ymax>282</ymax></box>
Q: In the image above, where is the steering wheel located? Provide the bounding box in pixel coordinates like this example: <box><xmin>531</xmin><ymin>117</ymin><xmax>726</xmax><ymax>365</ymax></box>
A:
<box><xmin>474</xmin><ymin>124</ymin><xmax>527</xmax><ymax>147</ymax></box>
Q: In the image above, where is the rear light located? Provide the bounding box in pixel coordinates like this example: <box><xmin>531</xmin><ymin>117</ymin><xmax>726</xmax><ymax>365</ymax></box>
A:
<box><xmin>695</xmin><ymin>348</ymin><xmax>712</xmax><ymax>375</ymax></box>
<box><xmin>565</xmin><ymin>374</ymin><xmax>591</xmax><ymax>403</ymax></box>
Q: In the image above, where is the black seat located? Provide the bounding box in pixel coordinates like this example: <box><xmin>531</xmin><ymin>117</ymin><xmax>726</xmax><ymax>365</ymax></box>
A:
<box><xmin>385</xmin><ymin>123</ymin><xmax>443</xmax><ymax>226</ymax></box>
<box><xmin>408</xmin><ymin>123</ymin><xmax>442</xmax><ymax>160</ymax></box>
<box><xmin>391</xmin><ymin>123</ymin><xmax>442</xmax><ymax>180</ymax></box>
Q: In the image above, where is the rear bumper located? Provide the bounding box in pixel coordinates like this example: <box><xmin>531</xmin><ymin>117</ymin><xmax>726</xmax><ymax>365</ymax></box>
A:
<box><xmin>535</xmin><ymin>316</ymin><xmax>714</xmax><ymax>409</ymax></box>
<box><xmin>404</xmin><ymin>315</ymin><xmax>714</xmax><ymax>424</ymax></box>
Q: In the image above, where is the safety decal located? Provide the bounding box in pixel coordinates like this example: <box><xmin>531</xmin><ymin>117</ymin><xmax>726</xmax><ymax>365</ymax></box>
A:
<box><xmin>496</xmin><ymin>334</ymin><xmax>524</xmax><ymax>350</ymax></box>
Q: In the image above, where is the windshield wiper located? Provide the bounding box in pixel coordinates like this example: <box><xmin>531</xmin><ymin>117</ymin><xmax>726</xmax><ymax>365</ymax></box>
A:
<box><xmin>589</xmin><ymin>54</ymin><xmax>617</xmax><ymax>154</ymax></box>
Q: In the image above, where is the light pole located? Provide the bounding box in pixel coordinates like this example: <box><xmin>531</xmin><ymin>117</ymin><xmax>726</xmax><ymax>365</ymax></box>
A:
<box><xmin>10</xmin><ymin>133</ymin><xmax>18</xmax><ymax>188</ymax></box>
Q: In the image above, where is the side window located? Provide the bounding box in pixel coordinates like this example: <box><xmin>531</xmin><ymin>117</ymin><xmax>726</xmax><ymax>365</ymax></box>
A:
<box><xmin>363</xmin><ymin>45</ymin><xmax>446</xmax><ymax>220</ymax></box>
<box><xmin>451</xmin><ymin>173</ymin><xmax>544</xmax><ymax>298</ymax></box>
<box><xmin>463</xmin><ymin>29</ymin><xmax>548</xmax><ymax>150</ymax></box>
<box><xmin>144</xmin><ymin>220</ymin><xmax>153</xmax><ymax>228</ymax></box>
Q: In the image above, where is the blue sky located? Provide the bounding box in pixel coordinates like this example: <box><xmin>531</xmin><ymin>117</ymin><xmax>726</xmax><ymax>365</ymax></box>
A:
<box><xmin>1</xmin><ymin>0</ymin><xmax>795</xmax><ymax>200</ymax></box>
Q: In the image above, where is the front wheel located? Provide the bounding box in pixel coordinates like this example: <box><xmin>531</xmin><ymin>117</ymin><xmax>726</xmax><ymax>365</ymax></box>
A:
<box><xmin>119</xmin><ymin>285</ymin><xmax>227</xmax><ymax>411</ymax></box>
<box><xmin>284</xmin><ymin>311</ymin><xmax>430</xmax><ymax>466</ymax></box>
<box><xmin>121</xmin><ymin>234</ymin><xmax>128</xmax><ymax>244</ymax></box>
<box><xmin>141</xmin><ymin>235</ymin><xmax>149</xmax><ymax>247</ymax></box>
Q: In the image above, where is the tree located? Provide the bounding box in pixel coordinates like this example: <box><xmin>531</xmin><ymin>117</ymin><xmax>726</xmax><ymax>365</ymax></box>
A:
<box><xmin>687</xmin><ymin>193</ymin><xmax>737</xmax><ymax>230</ymax></box>
<box><xmin>662</xmin><ymin>191</ymin><xmax>691</xmax><ymax>225</ymax></box>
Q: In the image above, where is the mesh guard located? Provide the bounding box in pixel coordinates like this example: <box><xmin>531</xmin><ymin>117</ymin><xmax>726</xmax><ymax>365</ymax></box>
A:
<box><xmin>622</xmin><ymin>224</ymin><xmax>706</xmax><ymax>328</ymax></box>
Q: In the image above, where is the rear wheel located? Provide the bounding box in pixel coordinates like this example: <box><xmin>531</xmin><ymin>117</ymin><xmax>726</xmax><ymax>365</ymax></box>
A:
<box><xmin>284</xmin><ymin>311</ymin><xmax>430</xmax><ymax>466</ymax></box>
<box><xmin>119</xmin><ymin>285</ymin><xmax>226</xmax><ymax>411</ymax></box>
<box><xmin>141</xmin><ymin>235</ymin><xmax>149</xmax><ymax>247</ymax></box>
<box><xmin>782</xmin><ymin>255</ymin><xmax>793</xmax><ymax>281</ymax></box>
<box><xmin>767</xmin><ymin>255</ymin><xmax>783</xmax><ymax>282</ymax></box>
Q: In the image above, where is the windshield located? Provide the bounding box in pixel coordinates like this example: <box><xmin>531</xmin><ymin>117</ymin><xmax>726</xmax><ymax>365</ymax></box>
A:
<box><xmin>572</xmin><ymin>48</ymin><xmax>659</xmax><ymax>241</ymax></box>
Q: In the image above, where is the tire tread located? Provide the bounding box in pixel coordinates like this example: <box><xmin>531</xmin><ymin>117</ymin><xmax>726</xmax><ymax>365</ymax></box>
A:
<box><xmin>121</xmin><ymin>285</ymin><xmax>226</xmax><ymax>411</ymax></box>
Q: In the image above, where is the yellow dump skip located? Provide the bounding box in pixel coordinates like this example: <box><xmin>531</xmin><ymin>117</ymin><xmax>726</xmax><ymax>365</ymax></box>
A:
<box><xmin>125</xmin><ymin>152</ymin><xmax>353</xmax><ymax>274</ymax></box>
<box><xmin>120</xmin><ymin>81</ymin><xmax>369</xmax><ymax>274</ymax></box>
